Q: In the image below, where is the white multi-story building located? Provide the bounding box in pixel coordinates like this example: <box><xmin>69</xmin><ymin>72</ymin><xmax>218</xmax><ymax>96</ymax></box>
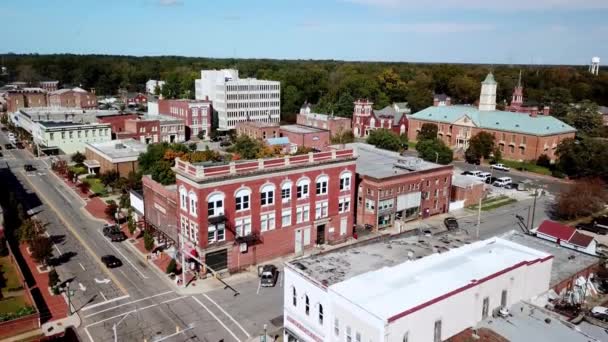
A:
<box><xmin>194</xmin><ymin>69</ymin><xmax>280</xmax><ymax>130</ymax></box>
<box><xmin>284</xmin><ymin>234</ymin><xmax>552</xmax><ymax>342</ymax></box>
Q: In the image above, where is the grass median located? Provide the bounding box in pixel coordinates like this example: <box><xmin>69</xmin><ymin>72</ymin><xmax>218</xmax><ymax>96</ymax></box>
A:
<box><xmin>467</xmin><ymin>195</ymin><xmax>517</xmax><ymax>211</ymax></box>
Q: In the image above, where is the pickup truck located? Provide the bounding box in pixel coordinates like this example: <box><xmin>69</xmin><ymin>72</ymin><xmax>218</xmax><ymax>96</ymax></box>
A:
<box><xmin>490</xmin><ymin>163</ymin><xmax>510</xmax><ymax>172</ymax></box>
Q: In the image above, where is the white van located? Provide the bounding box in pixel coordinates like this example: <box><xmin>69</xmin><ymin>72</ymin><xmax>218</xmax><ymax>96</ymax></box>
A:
<box><xmin>467</xmin><ymin>170</ymin><xmax>482</xmax><ymax>177</ymax></box>
<box><xmin>477</xmin><ymin>172</ymin><xmax>491</xmax><ymax>181</ymax></box>
<box><xmin>493</xmin><ymin>177</ymin><xmax>512</xmax><ymax>187</ymax></box>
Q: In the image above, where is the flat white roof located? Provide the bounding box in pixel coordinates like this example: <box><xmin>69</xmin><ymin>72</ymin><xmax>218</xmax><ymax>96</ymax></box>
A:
<box><xmin>328</xmin><ymin>237</ymin><xmax>551</xmax><ymax>321</ymax></box>
<box><xmin>86</xmin><ymin>139</ymin><xmax>148</xmax><ymax>162</ymax></box>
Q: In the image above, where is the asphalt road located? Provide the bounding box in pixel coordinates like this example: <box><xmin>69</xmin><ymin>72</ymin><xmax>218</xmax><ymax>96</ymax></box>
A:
<box><xmin>0</xmin><ymin>127</ymin><xmax>283</xmax><ymax>342</ymax></box>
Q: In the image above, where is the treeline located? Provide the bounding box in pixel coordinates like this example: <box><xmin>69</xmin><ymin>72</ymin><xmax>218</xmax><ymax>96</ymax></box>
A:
<box><xmin>2</xmin><ymin>54</ymin><xmax>608</xmax><ymax>121</ymax></box>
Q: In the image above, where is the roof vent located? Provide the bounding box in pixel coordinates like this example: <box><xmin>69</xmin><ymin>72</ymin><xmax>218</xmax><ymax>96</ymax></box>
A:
<box><xmin>515</xmin><ymin>124</ymin><xmax>520</xmax><ymax>127</ymax></box>
<box><xmin>428</xmin><ymin>113</ymin><xmax>432</xmax><ymax>117</ymax></box>
<box><xmin>546</xmin><ymin>126</ymin><xmax>550</xmax><ymax>130</ymax></box>
<box><xmin>496</xmin><ymin>122</ymin><xmax>499</xmax><ymax>125</ymax></box>
<box><xmin>115</xmin><ymin>143</ymin><xmax>125</xmax><ymax>149</ymax></box>
<box><xmin>444</xmin><ymin>115</ymin><xmax>447</xmax><ymax>119</ymax></box>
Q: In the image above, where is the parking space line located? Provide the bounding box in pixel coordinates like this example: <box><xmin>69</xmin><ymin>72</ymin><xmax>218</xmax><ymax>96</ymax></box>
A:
<box><xmin>99</xmin><ymin>291</ymin><xmax>107</xmax><ymax>301</ymax></box>
<box><xmin>97</xmin><ymin>230</ymin><xmax>149</xmax><ymax>279</ymax></box>
<box><xmin>84</xmin><ymin>290</ymin><xmax>172</xmax><ymax>316</ymax></box>
<box><xmin>203</xmin><ymin>294</ymin><xmax>251</xmax><ymax>338</ymax></box>
<box><xmin>193</xmin><ymin>296</ymin><xmax>242</xmax><ymax>342</ymax></box>
<box><xmin>79</xmin><ymin>262</ymin><xmax>86</xmax><ymax>271</ymax></box>
<box><xmin>84</xmin><ymin>327</ymin><xmax>95</xmax><ymax>342</ymax></box>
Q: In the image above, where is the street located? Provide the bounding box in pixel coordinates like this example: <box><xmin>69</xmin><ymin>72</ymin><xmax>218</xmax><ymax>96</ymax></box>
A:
<box><xmin>0</xmin><ymin>129</ymin><xmax>283</xmax><ymax>342</ymax></box>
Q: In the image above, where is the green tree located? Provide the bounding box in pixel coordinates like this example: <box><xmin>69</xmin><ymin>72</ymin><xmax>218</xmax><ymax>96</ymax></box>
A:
<box><xmin>417</xmin><ymin>123</ymin><xmax>439</xmax><ymax>141</ymax></box>
<box><xmin>144</xmin><ymin>231</ymin><xmax>154</xmax><ymax>251</ymax></box>
<box><xmin>536</xmin><ymin>154</ymin><xmax>551</xmax><ymax>168</ymax></box>
<box><xmin>366</xmin><ymin>129</ymin><xmax>402</xmax><ymax>152</ymax></box>
<box><xmin>105</xmin><ymin>200</ymin><xmax>119</xmax><ymax>221</ymax></box>
<box><xmin>48</xmin><ymin>269</ymin><xmax>60</xmax><ymax>288</ymax></box>
<box><xmin>166</xmin><ymin>258</ymin><xmax>177</xmax><ymax>274</ymax></box>
<box><xmin>490</xmin><ymin>148</ymin><xmax>502</xmax><ymax>164</ymax></box>
<box><xmin>555</xmin><ymin>137</ymin><xmax>608</xmax><ymax>180</ymax></box>
<box><xmin>466</xmin><ymin>132</ymin><xmax>495</xmax><ymax>161</ymax></box>
<box><xmin>150</xmin><ymin>161</ymin><xmax>176</xmax><ymax>185</ymax></box>
<box><xmin>330</xmin><ymin>130</ymin><xmax>355</xmax><ymax>144</ymax></box>
<box><xmin>100</xmin><ymin>170</ymin><xmax>120</xmax><ymax>188</ymax></box>
<box><xmin>564</xmin><ymin>101</ymin><xmax>603</xmax><ymax>137</ymax></box>
<box><xmin>30</xmin><ymin>236</ymin><xmax>53</xmax><ymax>265</ymax></box>
<box><xmin>448</xmin><ymin>75</ymin><xmax>480</xmax><ymax>104</ymax></box>
<box><xmin>71</xmin><ymin>152</ymin><xmax>86</xmax><ymax>164</ymax></box>
<box><xmin>230</xmin><ymin>135</ymin><xmax>264</xmax><ymax>159</ymax></box>
<box><xmin>18</xmin><ymin>219</ymin><xmax>45</xmax><ymax>243</ymax></box>
<box><xmin>416</xmin><ymin>139</ymin><xmax>453</xmax><ymax>165</ymax></box>
<box><xmin>127</xmin><ymin>214</ymin><xmax>136</xmax><ymax>235</ymax></box>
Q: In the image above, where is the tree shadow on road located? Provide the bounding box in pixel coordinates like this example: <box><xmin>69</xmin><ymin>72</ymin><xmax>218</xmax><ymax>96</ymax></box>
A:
<box><xmin>48</xmin><ymin>251</ymin><xmax>77</xmax><ymax>267</ymax></box>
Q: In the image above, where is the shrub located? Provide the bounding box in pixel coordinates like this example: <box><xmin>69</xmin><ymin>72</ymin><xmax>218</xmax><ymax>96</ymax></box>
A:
<box><xmin>71</xmin><ymin>152</ymin><xmax>86</xmax><ymax>164</ymax></box>
<box><xmin>105</xmin><ymin>200</ymin><xmax>118</xmax><ymax>220</ymax></box>
<box><xmin>144</xmin><ymin>231</ymin><xmax>154</xmax><ymax>251</ymax></box>
<box><xmin>127</xmin><ymin>215</ymin><xmax>136</xmax><ymax>235</ymax></box>
<box><xmin>78</xmin><ymin>182</ymin><xmax>91</xmax><ymax>194</ymax></box>
<box><xmin>166</xmin><ymin>258</ymin><xmax>177</xmax><ymax>274</ymax></box>
<box><xmin>537</xmin><ymin>154</ymin><xmax>551</xmax><ymax>168</ymax></box>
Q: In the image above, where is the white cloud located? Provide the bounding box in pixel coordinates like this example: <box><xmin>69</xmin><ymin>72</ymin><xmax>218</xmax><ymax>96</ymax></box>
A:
<box><xmin>157</xmin><ymin>0</ymin><xmax>183</xmax><ymax>6</ymax></box>
<box><xmin>343</xmin><ymin>0</ymin><xmax>608</xmax><ymax>10</ymax></box>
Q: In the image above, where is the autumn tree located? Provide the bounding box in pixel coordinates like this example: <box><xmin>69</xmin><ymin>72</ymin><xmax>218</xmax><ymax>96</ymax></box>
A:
<box><xmin>554</xmin><ymin>178</ymin><xmax>608</xmax><ymax>220</ymax></box>
<box><xmin>18</xmin><ymin>219</ymin><xmax>45</xmax><ymax>243</ymax></box>
<box><xmin>105</xmin><ymin>200</ymin><xmax>119</xmax><ymax>221</ymax></box>
<box><xmin>30</xmin><ymin>236</ymin><xmax>53</xmax><ymax>265</ymax></box>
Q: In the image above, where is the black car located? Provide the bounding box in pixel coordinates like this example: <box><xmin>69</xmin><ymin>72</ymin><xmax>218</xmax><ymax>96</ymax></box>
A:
<box><xmin>0</xmin><ymin>127</ymin><xmax>7</xmax><ymax>131</ymax></box>
<box><xmin>4</xmin><ymin>144</ymin><xmax>13</xmax><ymax>150</ymax></box>
<box><xmin>102</xmin><ymin>224</ymin><xmax>120</xmax><ymax>237</ymax></box>
<box><xmin>486</xmin><ymin>176</ymin><xmax>498</xmax><ymax>184</ymax></box>
<box><xmin>576</xmin><ymin>223</ymin><xmax>608</xmax><ymax>235</ymax></box>
<box><xmin>23</xmin><ymin>164</ymin><xmax>35</xmax><ymax>172</ymax></box>
<box><xmin>444</xmin><ymin>217</ymin><xmax>459</xmax><ymax>230</ymax></box>
<box><xmin>260</xmin><ymin>264</ymin><xmax>279</xmax><ymax>287</ymax></box>
<box><xmin>101</xmin><ymin>255</ymin><xmax>122</xmax><ymax>268</ymax></box>
<box><xmin>461</xmin><ymin>171</ymin><xmax>474</xmax><ymax>176</ymax></box>
<box><xmin>108</xmin><ymin>231</ymin><xmax>127</xmax><ymax>242</ymax></box>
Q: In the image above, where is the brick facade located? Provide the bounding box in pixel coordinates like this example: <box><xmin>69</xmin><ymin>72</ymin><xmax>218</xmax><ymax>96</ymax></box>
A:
<box><xmin>142</xmin><ymin>176</ymin><xmax>179</xmax><ymax>244</ymax></box>
<box><xmin>174</xmin><ymin>150</ymin><xmax>357</xmax><ymax>273</ymax></box>
<box><xmin>279</xmin><ymin>125</ymin><xmax>330</xmax><ymax>151</ymax></box>
<box><xmin>236</xmin><ymin>121</ymin><xmax>280</xmax><ymax>140</ymax></box>
<box><xmin>97</xmin><ymin>114</ymin><xmax>139</xmax><ymax>136</ymax></box>
<box><xmin>296</xmin><ymin>108</ymin><xmax>352</xmax><ymax>137</ymax></box>
<box><xmin>352</xmin><ymin>100</ymin><xmax>409</xmax><ymax>138</ymax></box>
<box><xmin>84</xmin><ymin>145</ymin><xmax>139</xmax><ymax>176</ymax></box>
<box><xmin>157</xmin><ymin>99</ymin><xmax>212</xmax><ymax>140</ymax></box>
<box><xmin>49</xmin><ymin>89</ymin><xmax>97</xmax><ymax>109</ymax></box>
<box><xmin>122</xmin><ymin>119</ymin><xmax>160</xmax><ymax>144</ymax></box>
<box><xmin>451</xmin><ymin>180</ymin><xmax>485</xmax><ymax>207</ymax></box>
<box><xmin>356</xmin><ymin>165</ymin><xmax>453</xmax><ymax>230</ymax></box>
<box><xmin>6</xmin><ymin>91</ymin><xmax>48</xmax><ymax>113</ymax></box>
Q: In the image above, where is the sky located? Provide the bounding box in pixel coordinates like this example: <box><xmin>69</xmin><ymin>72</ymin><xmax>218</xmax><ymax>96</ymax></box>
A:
<box><xmin>2</xmin><ymin>0</ymin><xmax>608</xmax><ymax>65</ymax></box>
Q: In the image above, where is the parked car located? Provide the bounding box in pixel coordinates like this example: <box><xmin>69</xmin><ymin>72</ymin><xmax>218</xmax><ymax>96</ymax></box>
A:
<box><xmin>505</xmin><ymin>182</ymin><xmax>518</xmax><ymax>190</ymax></box>
<box><xmin>492</xmin><ymin>177</ymin><xmax>512</xmax><ymax>187</ymax></box>
<box><xmin>4</xmin><ymin>144</ymin><xmax>13</xmax><ymax>150</ymax></box>
<box><xmin>466</xmin><ymin>170</ymin><xmax>482</xmax><ymax>178</ymax></box>
<box><xmin>461</xmin><ymin>170</ymin><xmax>474</xmax><ymax>176</ymax></box>
<box><xmin>591</xmin><ymin>306</ymin><xmax>608</xmax><ymax>321</ymax></box>
<box><xmin>422</xmin><ymin>229</ymin><xmax>432</xmax><ymax>237</ymax></box>
<box><xmin>102</xmin><ymin>224</ymin><xmax>120</xmax><ymax>237</ymax></box>
<box><xmin>101</xmin><ymin>255</ymin><xmax>122</xmax><ymax>268</ymax></box>
<box><xmin>490</xmin><ymin>163</ymin><xmax>510</xmax><ymax>172</ymax></box>
<box><xmin>108</xmin><ymin>231</ymin><xmax>127</xmax><ymax>242</ymax></box>
<box><xmin>444</xmin><ymin>217</ymin><xmax>459</xmax><ymax>230</ymax></box>
<box><xmin>486</xmin><ymin>176</ymin><xmax>498</xmax><ymax>184</ymax></box>
<box><xmin>23</xmin><ymin>164</ymin><xmax>35</xmax><ymax>172</ymax></box>
<box><xmin>477</xmin><ymin>172</ymin><xmax>491</xmax><ymax>182</ymax></box>
<box><xmin>593</xmin><ymin>215</ymin><xmax>608</xmax><ymax>229</ymax></box>
<box><xmin>576</xmin><ymin>223</ymin><xmax>608</xmax><ymax>235</ymax></box>
<box><xmin>1</xmin><ymin>127</ymin><xmax>8</xmax><ymax>131</ymax></box>
<box><xmin>260</xmin><ymin>264</ymin><xmax>279</xmax><ymax>287</ymax></box>
<box><xmin>0</xmin><ymin>152</ymin><xmax>3</xmax><ymax>157</ymax></box>
<box><xmin>219</xmin><ymin>140</ymin><xmax>231</xmax><ymax>147</ymax></box>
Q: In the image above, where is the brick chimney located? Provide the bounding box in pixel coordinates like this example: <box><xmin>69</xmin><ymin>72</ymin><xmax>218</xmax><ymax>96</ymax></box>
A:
<box><xmin>433</xmin><ymin>98</ymin><xmax>439</xmax><ymax>107</ymax></box>
<box><xmin>542</xmin><ymin>106</ymin><xmax>550</xmax><ymax>116</ymax></box>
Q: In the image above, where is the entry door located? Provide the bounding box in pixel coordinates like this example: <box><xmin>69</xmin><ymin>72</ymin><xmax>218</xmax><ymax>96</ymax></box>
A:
<box><xmin>482</xmin><ymin>297</ymin><xmax>489</xmax><ymax>319</ymax></box>
<box><xmin>340</xmin><ymin>218</ymin><xmax>347</xmax><ymax>236</ymax></box>
<box><xmin>294</xmin><ymin>229</ymin><xmax>303</xmax><ymax>255</ymax></box>
<box><xmin>316</xmin><ymin>224</ymin><xmax>325</xmax><ymax>245</ymax></box>
<box><xmin>303</xmin><ymin>228</ymin><xmax>311</xmax><ymax>246</ymax></box>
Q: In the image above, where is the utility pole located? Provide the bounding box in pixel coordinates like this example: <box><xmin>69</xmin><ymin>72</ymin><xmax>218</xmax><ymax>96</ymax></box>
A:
<box><xmin>435</xmin><ymin>151</ymin><xmax>439</xmax><ymax>164</ymax></box>
<box><xmin>476</xmin><ymin>196</ymin><xmax>482</xmax><ymax>239</ymax></box>
<box><xmin>530</xmin><ymin>187</ymin><xmax>538</xmax><ymax>230</ymax></box>
<box><xmin>65</xmin><ymin>281</ymin><xmax>72</xmax><ymax>315</ymax></box>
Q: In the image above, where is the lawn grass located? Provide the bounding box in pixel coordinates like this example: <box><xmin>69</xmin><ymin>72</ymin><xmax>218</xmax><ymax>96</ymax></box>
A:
<box><xmin>69</xmin><ymin>165</ymin><xmax>87</xmax><ymax>175</ymax></box>
<box><xmin>0</xmin><ymin>296</ymin><xmax>29</xmax><ymax>314</ymax></box>
<box><xmin>83</xmin><ymin>178</ymin><xmax>107</xmax><ymax>196</ymax></box>
<box><xmin>407</xmin><ymin>141</ymin><xmax>417</xmax><ymax>150</ymax></box>
<box><xmin>0</xmin><ymin>256</ymin><xmax>23</xmax><ymax>291</ymax></box>
<box><xmin>499</xmin><ymin>160</ymin><xmax>552</xmax><ymax>176</ymax></box>
<box><xmin>467</xmin><ymin>195</ymin><xmax>518</xmax><ymax>211</ymax></box>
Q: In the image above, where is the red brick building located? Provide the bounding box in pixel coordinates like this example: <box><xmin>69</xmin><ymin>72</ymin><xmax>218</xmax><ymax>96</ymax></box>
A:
<box><xmin>236</xmin><ymin>121</ymin><xmax>331</xmax><ymax>151</ymax></box>
<box><xmin>48</xmin><ymin>87</ymin><xmax>97</xmax><ymax>109</ymax></box>
<box><xmin>6</xmin><ymin>89</ymin><xmax>47</xmax><ymax>113</ymax></box>
<box><xmin>450</xmin><ymin>174</ymin><xmax>485</xmax><ymax>208</ymax></box>
<box><xmin>142</xmin><ymin>176</ymin><xmax>179</xmax><ymax>244</ymax></box>
<box><xmin>235</xmin><ymin>121</ymin><xmax>280</xmax><ymax>140</ymax></box>
<box><xmin>408</xmin><ymin>73</ymin><xmax>576</xmax><ymax>162</ymax></box>
<box><xmin>98</xmin><ymin>113</ymin><xmax>185</xmax><ymax>143</ymax></box>
<box><xmin>97</xmin><ymin>113</ymin><xmax>139</xmax><ymax>136</ymax></box>
<box><xmin>346</xmin><ymin>143</ymin><xmax>453</xmax><ymax>230</ymax></box>
<box><xmin>352</xmin><ymin>100</ymin><xmax>410</xmax><ymax>138</ymax></box>
<box><xmin>124</xmin><ymin>92</ymin><xmax>148</xmax><ymax>107</ymax></box>
<box><xmin>297</xmin><ymin>103</ymin><xmax>353</xmax><ymax>137</ymax></box>
<box><xmin>38</xmin><ymin>80</ymin><xmax>59</xmax><ymax>92</ymax></box>
<box><xmin>157</xmin><ymin>99</ymin><xmax>212</xmax><ymax>140</ymax></box>
<box><xmin>174</xmin><ymin>149</ymin><xmax>357</xmax><ymax>273</ymax></box>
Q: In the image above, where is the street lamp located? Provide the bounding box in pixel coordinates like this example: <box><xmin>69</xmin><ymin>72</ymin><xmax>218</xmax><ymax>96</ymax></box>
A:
<box><xmin>65</xmin><ymin>281</ymin><xmax>73</xmax><ymax>315</ymax></box>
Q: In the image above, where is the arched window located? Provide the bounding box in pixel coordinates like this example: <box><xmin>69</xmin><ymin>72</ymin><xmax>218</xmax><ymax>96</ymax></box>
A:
<box><xmin>305</xmin><ymin>295</ymin><xmax>310</xmax><ymax>315</ymax></box>
<box><xmin>403</xmin><ymin>332</ymin><xmax>409</xmax><ymax>342</ymax></box>
<box><xmin>207</xmin><ymin>192</ymin><xmax>225</xmax><ymax>217</ymax></box>
<box><xmin>318</xmin><ymin>304</ymin><xmax>324</xmax><ymax>325</ymax></box>
<box><xmin>340</xmin><ymin>171</ymin><xmax>352</xmax><ymax>191</ymax></box>
<box><xmin>296</xmin><ymin>178</ymin><xmax>310</xmax><ymax>199</ymax></box>
<box><xmin>179</xmin><ymin>186</ymin><xmax>188</xmax><ymax>211</ymax></box>
<box><xmin>260</xmin><ymin>183</ymin><xmax>275</xmax><ymax>206</ymax></box>
<box><xmin>292</xmin><ymin>287</ymin><xmax>297</xmax><ymax>307</ymax></box>
<box><xmin>316</xmin><ymin>175</ymin><xmax>329</xmax><ymax>195</ymax></box>
<box><xmin>188</xmin><ymin>191</ymin><xmax>198</xmax><ymax>216</ymax></box>
<box><xmin>281</xmin><ymin>181</ymin><xmax>292</xmax><ymax>203</ymax></box>
<box><xmin>235</xmin><ymin>188</ymin><xmax>251</xmax><ymax>211</ymax></box>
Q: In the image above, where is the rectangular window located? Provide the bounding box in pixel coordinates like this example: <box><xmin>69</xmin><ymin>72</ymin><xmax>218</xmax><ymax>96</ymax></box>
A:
<box><xmin>208</xmin><ymin>223</ymin><xmax>225</xmax><ymax>243</ymax></box>
<box><xmin>189</xmin><ymin>221</ymin><xmax>198</xmax><ymax>243</ymax></box>
<box><xmin>49</xmin><ymin>133</ymin><xmax>54</xmax><ymax>140</ymax></box>
<box><xmin>190</xmin><ymin>197</ymin><xmax>197</xmax><ymax>216</ymax></box>
<box><xmin>297</xmin><ymin>184</ymin><xmax>309</xmax><ymax>199</ymax></box>
<box><xmin>281</xmin><ymin>187</ymin><xmax>291</xmax><ymax>202</ymax></box>
<box><xmin>208</xmin><ymin>200</ymin><xmax>223</xmax><ymax>217</ymax></box>
<box><xmin>260</xmin><ymin>213</ymin><xmax>276</xmax><ymax>232</ymax></box>
<box><xmin>235</xmin><ymin>194</ymin><xmax>250</xmax><ymax>211</ymax></box>
<box><xmin>180</xmin><ymin>216</ymin><xmax>188</xmax><ymax>237</ymax></box>
<box><xmin>261</xmin><ymin>190</ymin><xmax>274</xmax><ymax>206</ymax></box>
<box><xmin>378</xmin><ymin>199</ymin><xmax>393</xmax><ymax>211</ymax></box>
<box><xmin>235</xmin><ymin>217</ymin><xmax>252</xmax><ymax>236</ymax></box>
<box><xmin>338</xmin><ymin>197</ymin><xmax>350</xmax><ymax>213</ymax></box>
<box><xmin>316</xmin><ymin>180</ymin><xmax>328</xmax><ymax>195</ymax></box>
<box><xmin>315</xmin><ymin>201</ymin><xmax>329</xmax><ymax>219</ymax></box>
<box><xmin>522</xmin><ymin>136</ymin><xmax>527</xmax><ymax>144</ymax></box>
<box><xmin>356</xmin><ymin>332</ymin><xmax>361</xmax><ymax>342</ymax></box>
<box><xmin>69</xmin><ymin>131</ymin><xmax>73</xmax><ymax>139</ymax></box>
<box><xmin>346</xmin><ymin>326</ymin><xmax>352</xmax><ymax>342</ymax></box>
<box><xmin>340</xmin><ymin>176</ymin><xmax>351</xmax><ymax>191</ymax></box>
<box><xmin>281</xmin><ymin>208</ymin><xmax>291</xmax><ymax>227</ymax></box>
<box><xmin>365</xmin><ymin>199</ymin><xmax>375</xmax><ymax>212</ymax></box>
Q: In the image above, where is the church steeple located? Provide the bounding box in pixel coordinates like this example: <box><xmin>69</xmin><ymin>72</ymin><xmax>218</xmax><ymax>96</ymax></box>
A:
<box><xmin>478</xmin><ymin>73</ymin><xmax>497</xmax><ymax>111</ymax></box>
<box><xmin>511</xmin><ymin>70</ymin><xmax>524</xmax><ymax>108</ymax></box>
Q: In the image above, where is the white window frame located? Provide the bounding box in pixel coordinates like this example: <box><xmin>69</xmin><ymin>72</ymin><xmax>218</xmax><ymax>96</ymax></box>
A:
<box><xmin>207</xmin><ymin>192</ymin><xmax>225</xmax><ymax>217</ymax></box>
<box><xmin>180</xmin><ymin>215</ymin><xmax>188</xmax><ymax>237</ymax></box>
<box><xmin>340</xmin><ymin>171</ymin><xmax>352</xmax><ymax>191</ymax></box>
<box><xmin>316</xmin><ymin>175</ymin><xmax>329</xmax><ymax>195</ymax></box>
<box><xmin>281</xmin><ymin>182</ymin><xmax>292</xmax><ymax>203</ymax></box>
<box><xmin>235</xmin><ymin>188</ymin><xmax>251</xmax><ymax>211</ymax></box>
<box><xmin>281</xmin><ymin>208</ymin><xmax>291</xmax><ymax>228</ymax></box>
<box><xmin>260</xmin><ymin>184</ymin><xmax>275</xmax><ymax>206</ymax></box>
<box><xmin>235</xmin><ymin>217</ymin><xmax>252</xmax><ymax>237</ymax></box>
<box><xmin>339</xmin><ymin>197</ymin><xmax>350</xmax><ymax>213</ymax></box>
<box><xmin>297</xmin><ymin>178</ymin><xmax>310</xmax><ymax>199</ymax></box>
<box><xmin>260</xmin><ymin>212</ymin><xmax>276</xmax><ymax>232</ymax></box>
<box><xmin>188</xmin><ymin>191</ymin><xmax>198</xmax><ymax>217</ymax></box>
<box><xmin>179</xmin><ymin>186</ymin><xmax>188</xmax><ymax>211</ymax></box>
<box><xmin>188</xmin><ymin>221</ymin><xmax>199</xmax><ymax>244</ymax></box>
<box><xmin>208</xmin><ymin>223</ymin><xmax>225</xmax><ymax>243</ymax></box>
<box><xmin>315</xmin><ymin>201</ymin><xmax>328</xmax><ymax>219</ymax></box>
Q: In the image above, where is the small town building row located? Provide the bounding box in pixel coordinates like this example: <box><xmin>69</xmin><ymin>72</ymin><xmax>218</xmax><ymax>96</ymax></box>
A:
<box><xmin>84</xmin><ymin>139</ymin><xmax>148</xmax><ymax>176</ymax></box>
<box><xmin>3</xmin><ymin>86</ymin><xmax>96</xmax><ymax>113</ymax></box>
<box><xmin>98</xmin><ymin>113</ymin><xmax>186</xmax><ymax>144</ymax></box>
<box><xmin>150</xmin><ymin>99</ymin><xmax>212</xmax><ymax>140</ymax></box>
<box><xmin>236</xmin><ymin>121</ymin><xmax>331</xmax><ymax>151</ymax></box>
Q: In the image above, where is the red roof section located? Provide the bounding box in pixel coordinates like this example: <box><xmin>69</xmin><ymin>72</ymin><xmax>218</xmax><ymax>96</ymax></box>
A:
<box><xmin>537</xmin><ymin>220</ymin><xmax>575</xmax><ymax>241</ymax></box>
<box><xmin>568</xmin><ymin>231</ymin><xmax>595</xmax><ymax>248</ymax></box>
